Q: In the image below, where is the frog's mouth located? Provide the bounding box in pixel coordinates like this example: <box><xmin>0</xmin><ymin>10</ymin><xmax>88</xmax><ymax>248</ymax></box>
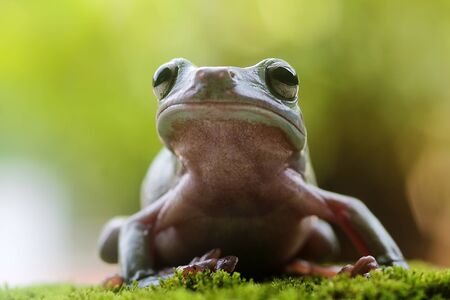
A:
<box><xmin>156</xmin><ymin>103</ymin><xmax>306</xmax><ymax>152</ymax></box>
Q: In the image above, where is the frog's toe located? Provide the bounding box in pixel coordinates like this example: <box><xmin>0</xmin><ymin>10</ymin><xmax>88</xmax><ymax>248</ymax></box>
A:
<box><xmin>201</xmin><ymin>248</ymin><xmax>222</xmax><ymax>260</ymax></box>
<box><xmin>215</xmin><ymin>255</ymin><xmax>239</xmax><ymax>272</ymax></box>
<box><xmin>285</xmin><ymin>259</ymin><xmax>341</xmax><ymax>277</ymax></box>
<box><xmin>177</xmin><ymin>258</ymin><xmax>217</xmax><ymax>276</ymax></box>
<box><xmin>339</xmin><ymin>255</ymin><xmax>379</xmax><ymax>277</ymax></box>
<box><xmin>102</xmin><ymin>274</ymin><xmax>124</xmax><ymax>290</ymax></box>
<box><xmin>189</xmin><ymin>248</ymin><xmax>222</xmax><ymax>264</ymax></box>
<box><xmin>178</xmin><ymin>250</ymin><xmax>239</xmax><ymax>277</ymax></box>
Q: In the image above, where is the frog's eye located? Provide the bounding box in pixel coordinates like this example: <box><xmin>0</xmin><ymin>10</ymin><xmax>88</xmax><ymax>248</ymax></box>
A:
<box><xmin>152</xmin><ymin>63</ymin><xmax>178</xmax><ymax>100</ymax></box>
<box><xmin>266</xmin><ymin>65</ymin><xmax>299</xmax><ymax>101</ymax></box>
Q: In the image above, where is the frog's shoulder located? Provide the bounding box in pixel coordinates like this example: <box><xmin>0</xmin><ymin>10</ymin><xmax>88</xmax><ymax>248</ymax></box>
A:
<box><xmin>303</xmin><ymin>146</ymin><xmax>317</xmax><ymax>186</ymax></box>
<box><xmin>140</xmin><ymin>147</ymin><xmax>180</xmax><ymax>208</ymax></box>
<box><xmin>293</xmin><ymin>145</ymin><xmax>317</xmax><ymax>186</ymax></box>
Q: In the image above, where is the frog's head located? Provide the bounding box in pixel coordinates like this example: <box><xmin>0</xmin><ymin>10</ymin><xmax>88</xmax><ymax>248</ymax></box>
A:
<box><xmin>153</xmin><ymin>58</ymin><xmax>307</xmax><ymax>156</ymax></box>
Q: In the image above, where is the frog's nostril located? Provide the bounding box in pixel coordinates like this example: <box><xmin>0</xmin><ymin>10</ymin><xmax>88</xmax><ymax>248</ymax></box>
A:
<box><xmin>192</xmin><ymin>68</ymin><xmax>236</xmax><ymax>98</ymax></box>
<box><xmin>217</xmin><ymin>69</ymin><xmax>234</xmax><ymax>79</ymax></box>
<box><xmin>195</xmin><ymin>68</ymin><xmax>235</xmax><ymax>82</ymax></box>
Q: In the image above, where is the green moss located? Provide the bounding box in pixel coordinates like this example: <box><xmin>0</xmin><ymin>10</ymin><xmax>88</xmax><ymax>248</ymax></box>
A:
<box><xmin>1</xmin><ymin>265</ymin><xmax>450</xmax><ymax>300</ymax></box>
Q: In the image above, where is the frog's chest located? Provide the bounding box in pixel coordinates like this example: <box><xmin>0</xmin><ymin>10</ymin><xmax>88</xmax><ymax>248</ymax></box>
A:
<box><xmin>152</xmin><ymin>172</ymin><xmax>310</xmax><ymax>273</ymax></box>
<box><xmin>153</xmin><ymin>204</ymin><xmax>311</xmax><ymax>274</ymax></box>
<box><xmin>152</xmin><ymin>118</ymin><xmax>308</xmax><ymax>271</ymax></box>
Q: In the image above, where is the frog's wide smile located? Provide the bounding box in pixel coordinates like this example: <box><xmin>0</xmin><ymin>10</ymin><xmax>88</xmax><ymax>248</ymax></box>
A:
<box><xmin>156</xmin><ymin>102</ymin><xmax>306</xmax><ymax>152</ymax></box>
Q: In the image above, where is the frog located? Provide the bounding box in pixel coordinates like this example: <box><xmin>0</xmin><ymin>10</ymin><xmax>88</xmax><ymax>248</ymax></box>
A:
<box><xmin>98</xmin><ymin>58</ymin><xmax>407</xmax><ymax>287</ymax></box>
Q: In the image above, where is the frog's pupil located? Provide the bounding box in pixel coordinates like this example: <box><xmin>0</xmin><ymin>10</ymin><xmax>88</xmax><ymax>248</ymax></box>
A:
<box><xmin>272</xmin><ymin>67</ymin><xmax>298</xmax><ymax>86</ymax></box>
<box><xmin>154</xmin><ymin>67</ymin><xmax>172</xmax><ymax>87</ymax></box>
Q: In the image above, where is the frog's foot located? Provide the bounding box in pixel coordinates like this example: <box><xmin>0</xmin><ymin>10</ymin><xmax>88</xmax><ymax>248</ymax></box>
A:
<box><xmin>102</xmin><ymin>274</ymin><xmax>125</xmax><ymax>290</ymax></box>
<box><xmin>102</xmin><ymin>271</ymin><xmax>157</xmax><ymax>290</ymax></box>
<box><xmin>115</xmin><ymin>249</ymin><xmax>239</xmax><ymax>288</ymax></box>
<box><xmin>177</xmin><ymin>248</ymin><xmax>239</xmax><ymax>277</ymax></box>
<box><xmin>285</xmin><ymin>256</ymin><xmax>379</xmax><ymax>278</ymax></box>
<box><xmin>285</xmin><ymin>259</ymin><xmax>341</xmax><ymax>278</ymax></box>
<box><xmin>338</xmin><ymin>255</ymin><xmax>379</xmax><ymax>277</ymax></box>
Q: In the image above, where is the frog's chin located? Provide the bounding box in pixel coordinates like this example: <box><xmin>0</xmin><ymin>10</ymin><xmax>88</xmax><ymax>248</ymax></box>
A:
<box><xmin>156</xmin><ymin>103</ymin><xmax>306</xmax><ymax>152</ymax></box>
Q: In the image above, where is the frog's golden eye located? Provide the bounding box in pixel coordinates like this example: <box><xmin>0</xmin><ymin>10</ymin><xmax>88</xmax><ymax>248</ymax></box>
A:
<box><xmin>266</xmin><ymin>65</ymin><xmax>299</xmax><ymax>101</ymax></box>
<box><xmin>152</xmin><ymin>63</ymin><xmax>178</xmax><ymax>100</ymax></box>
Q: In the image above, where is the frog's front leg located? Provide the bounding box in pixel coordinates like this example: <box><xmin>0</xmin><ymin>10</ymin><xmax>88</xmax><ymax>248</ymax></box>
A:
<box><xmin>286</xmin><ymin>169</ymin><xmax>407</xmax><ymax>270</ymax></box>
<box><xmin>104</xmin><ymin>175</ymin><xmax>239</xmax><ymax>288</ymax></box>
<box><xmin>316</xmin><ymin>189</ymin><xmax>407</xmax><ymax>268</ymax></box>
<box><xmin>119</xmin><ymin>198</ymin><xmax>166</xmax><ymax>283</ymax></box>
<box><xmin>100</xmin><ymin>198</ymin><xmax>165</xmax><ymax>289</ymax></box>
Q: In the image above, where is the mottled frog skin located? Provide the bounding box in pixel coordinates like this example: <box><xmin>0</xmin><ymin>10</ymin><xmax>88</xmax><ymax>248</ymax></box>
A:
<box><xmin>98</xmin><ymin>58</ymin><xmax>407</xmax><ymax>286</ymax></box>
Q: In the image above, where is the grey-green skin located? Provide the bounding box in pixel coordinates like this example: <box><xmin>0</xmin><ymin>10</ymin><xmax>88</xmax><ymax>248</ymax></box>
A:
<box><xmin>98</xmin><ymin>58</ymin><xmax>407</xmax><ymax>285</ymax></box>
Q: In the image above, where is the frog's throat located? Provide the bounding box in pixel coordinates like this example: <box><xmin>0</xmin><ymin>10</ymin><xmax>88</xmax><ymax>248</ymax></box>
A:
<box><xmin>156</xmin><ymin>103</ymin><xmax>306</xmax><ymax>152</ymax></box>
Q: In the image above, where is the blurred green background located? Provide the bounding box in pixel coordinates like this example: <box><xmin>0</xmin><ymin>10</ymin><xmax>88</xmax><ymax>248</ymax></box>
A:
<box><xmin>1</xmin><ymin>0</ymin><xmax>450</xmax><ymax>285</ymax></box>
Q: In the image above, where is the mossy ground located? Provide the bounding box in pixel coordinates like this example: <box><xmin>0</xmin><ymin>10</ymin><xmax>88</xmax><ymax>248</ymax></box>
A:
<box><xmin>1</xmin><ymin>263</ymin><xmax>450</xmax><ymax>300</ymax></box>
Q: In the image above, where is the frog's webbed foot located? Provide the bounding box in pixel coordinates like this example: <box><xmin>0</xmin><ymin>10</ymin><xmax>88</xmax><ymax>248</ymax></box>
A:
<box><xmin>102</xmin><ymin>274</ymin><xmax>125</xmax><ymax>290</ymax></box>
<box><xmin>285</xmin><ymin>259</ymin><xmax>341</xmax><ymax>278</ymax></box>
<box><xmin>285</xmin><ymin>255</ymin><xmax>379</xmax><ymax>278</ymax></box>
<box><xmin>102</xmin><ymin>270</ymin><xmax>160</xmax><ymax>289</ymax></box>
<box><xmin>103</xmin><ymin>248</ymin><xmax>239</xmax><ymax>289</ymax></box>
<box><xmin>135</xmin><ymin>248</ymin><xmax>238</xmax><ymax>288</ymax></box>
<box><xmin>338</xmin><ymin>255</ymin><xmax>379</xmax><ymax>277</ymax></box>
<box><xmin>177</xmin><ymin>248</ymin><xmax>239</xmax><ymax>276</ymax></box>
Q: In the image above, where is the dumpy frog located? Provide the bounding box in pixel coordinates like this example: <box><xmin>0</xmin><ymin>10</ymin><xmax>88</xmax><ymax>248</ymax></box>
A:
<box><xmin>98</xmin><ymin>58</ymin><xmax>407</xmax><ymax>287</ymax></box>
